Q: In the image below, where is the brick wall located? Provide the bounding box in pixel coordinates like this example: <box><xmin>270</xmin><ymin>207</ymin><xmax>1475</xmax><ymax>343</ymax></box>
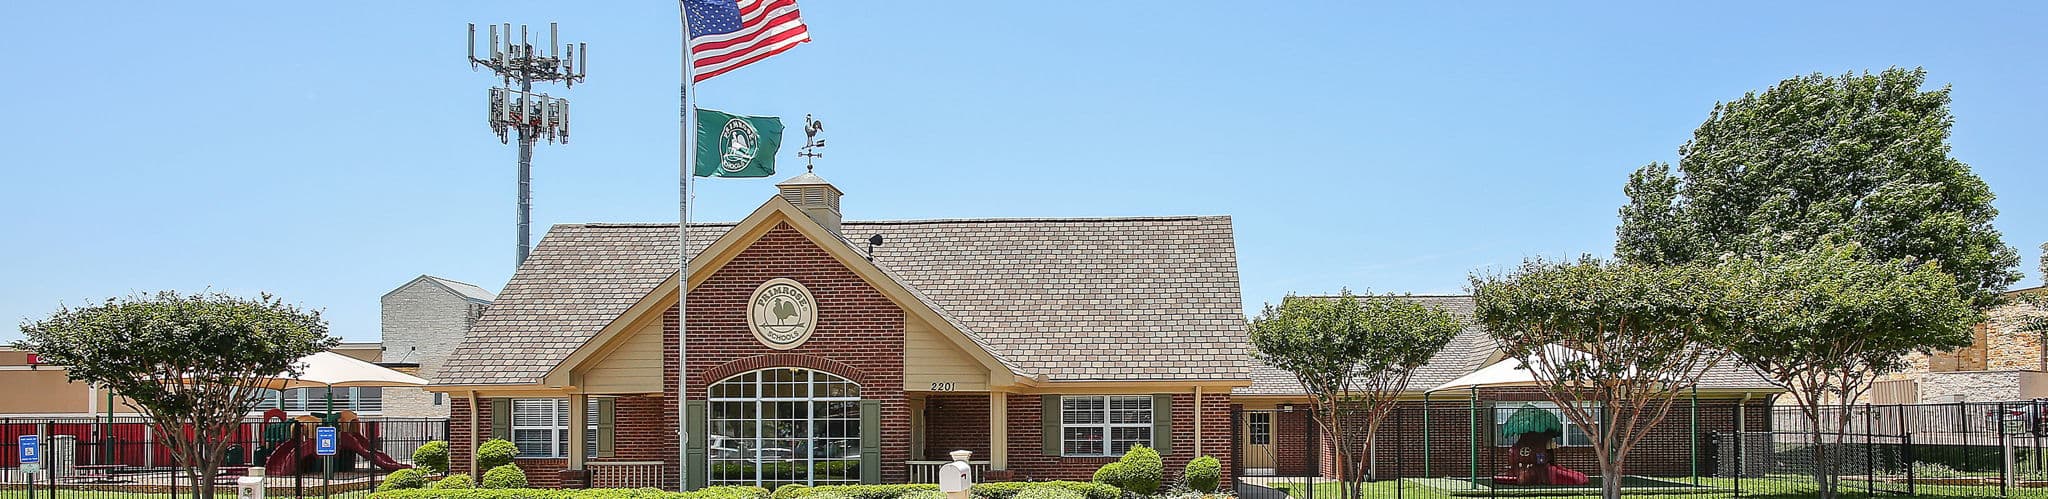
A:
<box><xmin>451</xmin><ymin>397</ymin><xmax>476</xmax><ymax>476</ymax></box>
<box><xmin>1000</xmin><ymin>393</ymin><xmax>1233</xmax><ymax>483</ymax></box>
<box><xmin>1274</xmin><ymin>408</ymin><xmax>1314</xmax><ymax>476</ymax></box>
<box><xmin>924</xmin><ymin>394</ymin><xmax>989</xmax><ymax>459</ymax></box>
<box><xmin>672</xmin><ymin>222</ymin><xmax>912</xmax><ymax>484</ymax></box>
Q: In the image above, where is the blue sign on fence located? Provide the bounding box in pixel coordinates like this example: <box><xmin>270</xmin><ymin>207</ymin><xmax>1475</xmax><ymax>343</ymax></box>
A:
<box><xmin>315</xmin><ymin>426</ymin><xmax>338</xmax><ymax>456</ymax></box>
<box><xmin>17</xmin><ymin>435</ymin><xmax>39</xmax><ymax>463</ymax></box>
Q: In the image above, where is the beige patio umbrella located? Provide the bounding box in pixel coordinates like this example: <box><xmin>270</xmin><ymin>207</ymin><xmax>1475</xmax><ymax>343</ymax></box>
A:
<box><xmin>259</xmin><ymin>352</ymin><xmax>429</xmax><ymax>412</ymax></box>
<box><xmin>1427</xmin><ymin>344</ymin><xmax>1589</xmax><ymax>393</ymax></box>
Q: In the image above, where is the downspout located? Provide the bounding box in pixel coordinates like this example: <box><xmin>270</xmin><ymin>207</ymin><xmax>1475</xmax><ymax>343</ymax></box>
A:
<box><xmin>1689</xmin><ymin>386</ymin><xmax>1698</xmax><ymax>485</ymax></box>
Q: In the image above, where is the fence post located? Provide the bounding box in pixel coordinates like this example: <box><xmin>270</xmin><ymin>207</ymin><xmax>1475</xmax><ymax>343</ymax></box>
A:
<box><xmin>1865</xmin><ymin>404</ymin><xmax>1874</xmax><ymax>495</ymax></box>
<box><xmin>1892</xmin><ymin>431</ymin><xmax>1908</xmax><ymax>496</ymax></box>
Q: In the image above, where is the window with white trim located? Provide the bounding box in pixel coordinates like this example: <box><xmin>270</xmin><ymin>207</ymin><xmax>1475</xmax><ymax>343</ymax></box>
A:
<box><xmin>706</xmin><ymin>368</ymin><xmax>863</xmax><ymax>488</ymax></box>
<box><xmin>1494</xmin><ymin>401</ymin><xmax>1599</xmax><ymax>447</ymax></box>
<box><xmin>511</xmin><ymin>399</ymin><xmax>599</xmax><ymax>458</ymax></box>
<box><xmin>1061</xmin><ymin>395</ymin><xmax>1152</xmax><ymax>456</ymax></box>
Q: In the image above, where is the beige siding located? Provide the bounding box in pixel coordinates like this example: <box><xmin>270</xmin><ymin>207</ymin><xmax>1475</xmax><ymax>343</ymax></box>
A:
<box><xmin>0</xmin><ymin>370</ymin><xmax>94</xmax><ymax>414</ymax></box>
<box><xmin>903</xmin><ymin>316</ymin><xmax>988</xmax><ymax>392</ymax></box>
<box><xmin>581</xmin><ymin>321</ymin><xmax>664</xmax><ymax>393</ymax></box>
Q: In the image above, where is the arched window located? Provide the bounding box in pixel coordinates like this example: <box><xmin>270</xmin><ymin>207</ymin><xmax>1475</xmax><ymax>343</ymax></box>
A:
<box><xmin>707</xmin><ymin>367</ymin><xmax>863</xmax><ymax>488</ymax></box>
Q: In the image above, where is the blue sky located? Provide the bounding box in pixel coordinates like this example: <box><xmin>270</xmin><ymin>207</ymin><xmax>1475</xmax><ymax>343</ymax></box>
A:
<box><xmin>2</xmin><ymin>2</ymin><xmax>2042</xmax><ymax>342</ymax></box>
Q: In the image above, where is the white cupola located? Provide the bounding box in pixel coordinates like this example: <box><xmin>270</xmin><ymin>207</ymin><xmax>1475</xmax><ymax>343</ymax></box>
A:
<box><xmin>777</xmin><ymin>172</ymin><xmax>843</xmax><ymax>233</ymax></box>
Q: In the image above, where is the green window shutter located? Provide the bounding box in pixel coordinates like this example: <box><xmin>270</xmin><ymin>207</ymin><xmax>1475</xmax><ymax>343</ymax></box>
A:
<box><xmin>596</xmin><ymin>398</ymin><xmax>616</xmax><ymax>458</ymax></box>
<box><xmin>490</xmin><ymin>399</ymin><xmax>511</xmax><ymax>440</ymax></box>
<box><xmin>1151</xmin><ymin>394</ymin><xmax>1174</xmax><ymax>456</ymax></box>
<box><xmin>686</xmin><ymin>400</ymin><xmax>708</xmax><ymax>490</ymax></box>
<box><xmin>860</xmin><ymin>400</ymin><xmax>882</xmax><ymax>484</ymax></box>
<box><xmin>1041</xmin><ymin>395</ymin><xmax>1061</xmax><ymax>456</ymax></box>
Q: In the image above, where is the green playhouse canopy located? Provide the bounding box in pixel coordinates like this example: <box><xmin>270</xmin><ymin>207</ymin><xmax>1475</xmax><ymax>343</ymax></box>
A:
<box><xmin>1502</xmin><ymin>403</ymin><xmax>1563</xmax><ymax>437</ymax></box>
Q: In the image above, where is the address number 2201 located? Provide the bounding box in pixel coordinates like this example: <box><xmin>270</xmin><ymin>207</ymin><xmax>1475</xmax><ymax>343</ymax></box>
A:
<box><xmin>929</xmin><ymin>382</ymin><xmax>957</xmax><ymax>392</ymax></box>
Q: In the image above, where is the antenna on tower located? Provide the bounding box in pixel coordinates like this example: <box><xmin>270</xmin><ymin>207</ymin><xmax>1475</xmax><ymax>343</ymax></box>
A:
<box><xmin>468</xmin><ymin>22</ymin><xmax>589</xmax><ymax>267</ymax></box>
<box><xmin>799</xmin><ymin>114</ymin><xmax>825</xmax><ymax>172</ymax></box>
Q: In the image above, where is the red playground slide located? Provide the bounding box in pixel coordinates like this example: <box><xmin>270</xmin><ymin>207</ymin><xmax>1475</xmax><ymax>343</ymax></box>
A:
<box><xmin>263</xmin><ymin>429</ymin><xmax>413</xmax><ymax>475</ymax></box>
<box><xmin>339</xmin><ymin>431</ymin><xmax>413</xmax><ymax>471</ymax></box>
<box><xmin>264</xmin><ymin>439</ymin><xmax>302</xmax><ymax>476</ymax></box>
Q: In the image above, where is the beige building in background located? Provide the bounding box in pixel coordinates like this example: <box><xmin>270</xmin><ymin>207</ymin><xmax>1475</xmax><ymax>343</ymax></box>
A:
<box><xmin>1871</xmin><ymin>285</ymin><xmax>2048</xmax><ymax>404</ymax></box>
<box><xmin>0</xmin><ymin>343</ymin><xmax>383</xmax><ymax>418</ymax></box>
<box><xmin>0</xmin><ymin>274</ymin><xmax>490</xmax><ymax>419</ymax></box>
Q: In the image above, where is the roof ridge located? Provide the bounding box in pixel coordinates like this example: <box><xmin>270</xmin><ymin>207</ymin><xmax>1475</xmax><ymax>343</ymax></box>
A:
<box><xmin>569</xmin><ymin>216</ymin><xmax>1228</xmax><ymax>229</ymax></box>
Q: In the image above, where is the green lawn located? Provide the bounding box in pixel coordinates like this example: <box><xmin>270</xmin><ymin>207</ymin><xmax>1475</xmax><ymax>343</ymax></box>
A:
<box><xmin>1263</xmin><ymin>476</ymin><xmax>2048</xmax><ymax>498</ymax></box>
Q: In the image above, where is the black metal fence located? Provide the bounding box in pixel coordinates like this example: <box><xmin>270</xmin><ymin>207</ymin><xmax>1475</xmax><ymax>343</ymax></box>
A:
<box><xmin>1236</xmin><ymin>400</ymin><xmax>2048</xmax><ymax>498</ymax></box>
<box><xmin>2</xmin><ymin>416</ymin><xmax>448</xmax><ymax>499</ymax></box>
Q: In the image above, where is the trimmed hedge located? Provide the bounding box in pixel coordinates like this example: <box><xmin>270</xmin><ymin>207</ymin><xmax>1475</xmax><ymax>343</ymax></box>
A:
<box><xmin>414</xmin><ymin>441</ymin><xmax>451</xmax><ymax>475</ymax></box>
<box><xmin>380</xmin><ymin>468</ymin><xmax>429</xmax><ymax>491</ymax></box>
<box><xmin>481</xmin><ymin>464</ymin><xmax>528</xmax><ymax>489</ymax></box>
<box><xmin>477</xmin><ymin>439</ymin><xmax>520</xmax><ymax>471</ymax></box>
<box><xmin>1010</xmin><ymin>489</ymin><xmax>1083</xmax><ymax>499</ymax></box>
<box><xmin>368</xmin><ymin>486</ymin><xmax>768</xmax><ymax>499</ymax></box>
<box><xmin>433</xmin><ymin>475</ymin><xmax>476</xmax><ymax>490</ymax></box>
<box><xmin>970</xmin><ymin>482</ymin><xmax>1119</xmax><ymax>499</ymax></box>
<box><xmin>771</xmin><ymin>485</ymin><xmax>810</xmax><ymax>499</ymax></box>
<box><xmin>1183</xmin><ymin>456</ymin><xmax>1221</xmax><ymax>493</ymax></box>
<box><xmin>778</xmin><ymin>484</ymin><xmax>937</xmax><ymax>499</ymax></box>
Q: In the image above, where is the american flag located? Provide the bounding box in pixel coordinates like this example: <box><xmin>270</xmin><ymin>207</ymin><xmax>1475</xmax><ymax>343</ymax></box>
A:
<box><xmin>684</xmin><ymin>0</ymin><xmax>811</xmax><ymax>82</ymax></box>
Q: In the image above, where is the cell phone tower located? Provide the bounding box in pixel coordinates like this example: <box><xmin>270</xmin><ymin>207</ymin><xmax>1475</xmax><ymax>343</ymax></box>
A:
<box><xmin>468</xmin><ymin>22</ymin><xmax>587</xmax><ymax>266</ymax></box>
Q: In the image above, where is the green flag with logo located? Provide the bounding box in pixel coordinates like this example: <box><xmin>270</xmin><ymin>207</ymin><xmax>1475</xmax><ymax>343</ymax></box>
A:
<box><xmin>694</xmin><ymin>108</ymin><xmax>783</xmax><ymax>178</ymax></box>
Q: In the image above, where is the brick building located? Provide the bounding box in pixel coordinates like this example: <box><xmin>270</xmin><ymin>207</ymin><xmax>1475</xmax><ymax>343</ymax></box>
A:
<box><xmin>429</xmin><ymin>173</ymin><xmax>1248</xmax><ymax>490</ymax></box>
<box><xmin>427</xmin><ymin>173</ymin><xmax>1783</xmax><ymax>490</ymax></box>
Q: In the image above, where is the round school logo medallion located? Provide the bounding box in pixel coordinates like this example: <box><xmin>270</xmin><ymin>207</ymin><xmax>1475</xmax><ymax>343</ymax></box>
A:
<box><xmin>747</xmin><ymin>278</ymin><xmax>817</xmax><ymax>350</ymax></box>
<box><xmin>719</xmin><ymin>118</ymin><xmax>759</xmax><ymax>174</ymax></box>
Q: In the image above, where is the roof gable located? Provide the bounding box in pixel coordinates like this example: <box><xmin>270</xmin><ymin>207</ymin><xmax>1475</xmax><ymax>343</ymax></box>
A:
<box><xmin>530</xmin><ymin>196</ymin><xmax>1018</xmax><ymax>388</ymax></box>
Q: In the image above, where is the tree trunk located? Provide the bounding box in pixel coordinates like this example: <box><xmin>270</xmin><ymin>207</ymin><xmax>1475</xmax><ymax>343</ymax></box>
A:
<box><xmin>1600</xmin><ymin>459</ymin><xmax>1623</xmax><ymax>499</ymax></box>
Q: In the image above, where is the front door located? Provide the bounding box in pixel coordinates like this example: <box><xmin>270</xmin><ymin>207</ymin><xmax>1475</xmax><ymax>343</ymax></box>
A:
<box><xmin>1241</xmin><ymin>411</ymin><xmax>1275</xmax><ymax>474</ymax></box>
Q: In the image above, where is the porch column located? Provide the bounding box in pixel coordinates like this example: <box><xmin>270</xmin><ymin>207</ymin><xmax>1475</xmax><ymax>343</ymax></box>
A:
<box><xmin>568</xmin><ymin>392</ymin><xmax>589</xmax><ymax>469</ymax></box>
<box><xmin>989</xmin><ymin>391</ymin><xmax>1008</xmax><ymax>470</ymax></box>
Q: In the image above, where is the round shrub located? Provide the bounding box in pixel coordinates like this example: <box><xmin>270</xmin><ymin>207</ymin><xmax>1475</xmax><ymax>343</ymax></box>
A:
<box><xmin>476</xmin><ymin>438</ymin><xmax>519</xmax><ymax>471</ymax></box>
<box><xmin>429</xmin><ymin>474</ymin><xmax>474</xmax><ymax>489</ymax></box>
<box><xmin>1092</xmin><ymin>461</ymin><xmax>1129</xmax><ymax>489</ymax></box>
<box><xmin>1183</xmin><ymin>455</ymin><xmax>1221</xmax><ymax>493</ymax></box>
<box><xmin>1118</xmin><ymin>446</ymin><xmax>1164</xmax><ymax>495</ymax></box>
<box><xmin>412</xmin><ymin>441</ymin><xmax>450</xmax><ymax>475</ymax></box>
<box><xmin>377</xmin><ymin>468</ymin><xmax>427</xmax><ymax>491</ymax></box>
<box><xmin>1012</xmin><ymin>487</ymin><xmax>1086</xmax><ymax>499</ymax></box>
<box><xmin>481</xmin><ymin>463</ymin><xmax>528</xmax><ymax>489</ymax></box>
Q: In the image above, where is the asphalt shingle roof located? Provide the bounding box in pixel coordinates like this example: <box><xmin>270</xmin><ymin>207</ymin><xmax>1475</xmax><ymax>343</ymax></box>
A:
<box><xmin>1236</xmin><ymin>295</ymin><xmax>1781</xmax><ymax>396</ymax></box>
<box><xmin>438</xmin><ymin>216</ymin><xmax>1251</xmax><ymax>385</ymax></box>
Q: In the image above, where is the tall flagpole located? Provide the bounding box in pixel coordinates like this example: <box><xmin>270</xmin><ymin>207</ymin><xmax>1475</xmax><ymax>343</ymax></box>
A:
<box><xmin>677</xmin><ymin>2</ymin><xmax>696</xmax><ymax>492</ymax></box>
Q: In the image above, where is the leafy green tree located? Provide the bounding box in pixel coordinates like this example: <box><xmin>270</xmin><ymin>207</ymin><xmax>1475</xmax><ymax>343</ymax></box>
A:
<box><xmin>2022</xmin><ymin>243</ymin><xmax>2047</xmax><ymax>335</ymax></box>
<box><xmin>1720</xmin><ymin>245</ymin><xmax>1977</xmax><ymax>499</ymax></box>
<box><xmin>14</xmin><ymin>292</ymin><xmax>336</xmax><ymax>497</ymax></box>
<box><xmin>1617</xmin><ymin>67</ymin><xmax>2020</xmax><ymax>309</ymax></box>
<box><xmin>1469</xmin><ymin>258</ymin><xmax>1738</xmax><ymax>499</ymax></box>
<box><xmin>1249</xmin><ymin>291</ymin><xmax>1463</xmax><ymax>497</ymax></box>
